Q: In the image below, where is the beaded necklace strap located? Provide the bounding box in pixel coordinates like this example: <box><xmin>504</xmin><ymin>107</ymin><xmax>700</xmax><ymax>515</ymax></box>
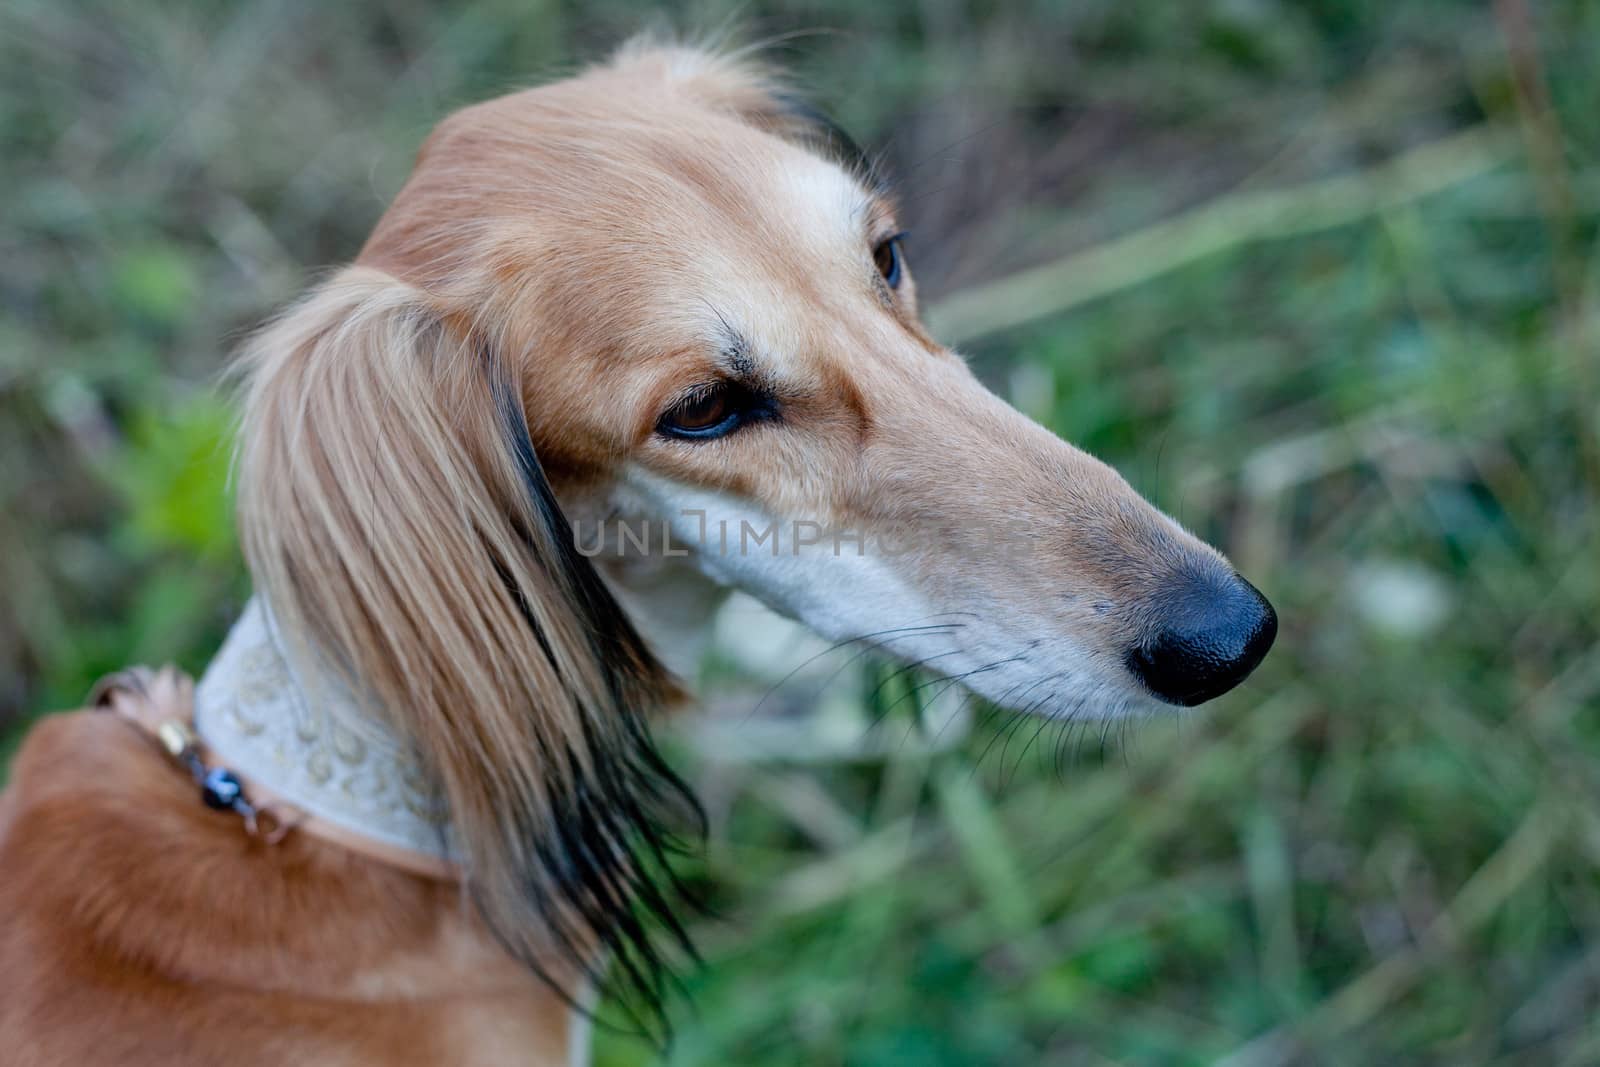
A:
<box><xmin>90</xmin><ymin>666</ymin><xmax>300</xmax><ymax>845</ymax></box>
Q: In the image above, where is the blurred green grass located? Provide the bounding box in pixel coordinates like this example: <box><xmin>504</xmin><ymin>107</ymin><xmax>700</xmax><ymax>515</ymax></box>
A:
<box><xmin>4</xmin><ymin>1</ymin><xmax>1599</xmax><ymax>1063</ymax></box>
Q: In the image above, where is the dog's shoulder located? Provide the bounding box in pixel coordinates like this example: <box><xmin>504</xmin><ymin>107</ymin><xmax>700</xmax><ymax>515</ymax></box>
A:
<box><xmin>0</xmin><ymin>707</ymin><xmax>198</xmax><ymax>1062</ymax></box>
<box><xmin>0</xmin><ymin>705</ymin><xmax>199</xmax><ymax>872</ymax></box>
<box><xmin>0</xmin><ymin>704</ymin><xmax>570</xmax><ymax>1067</ymax></box>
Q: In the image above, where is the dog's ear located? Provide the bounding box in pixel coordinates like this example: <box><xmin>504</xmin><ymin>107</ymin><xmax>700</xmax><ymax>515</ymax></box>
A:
<box><xmin>234</xmin><ymin>265</ymin><xmax>698</xmax><ymax>1036</ymax></box>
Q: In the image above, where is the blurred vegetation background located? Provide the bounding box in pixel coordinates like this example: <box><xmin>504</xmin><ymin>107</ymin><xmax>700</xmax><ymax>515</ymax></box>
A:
<box><xmin>4</xmin><ymin>0</ymin><xmax>1599</xmax><ymax>1063</ymax></box>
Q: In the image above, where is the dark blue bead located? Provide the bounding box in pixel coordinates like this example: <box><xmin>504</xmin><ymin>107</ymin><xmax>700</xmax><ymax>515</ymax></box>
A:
<box><xmin>201</xmin><ymin>767</ymin><xmax>244</xmax><ymax>811</ymax></box>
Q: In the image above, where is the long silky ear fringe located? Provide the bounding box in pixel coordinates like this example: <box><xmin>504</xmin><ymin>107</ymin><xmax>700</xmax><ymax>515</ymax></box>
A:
<box><xmin>486</xmin><ymin>362</ymin><xmax>709</xmax><ymax>1041</ymax></box>
<box><xmin>233</xmin><ymin>266</ymin><xmax>703</xmax><ymax>1045</ymax></box>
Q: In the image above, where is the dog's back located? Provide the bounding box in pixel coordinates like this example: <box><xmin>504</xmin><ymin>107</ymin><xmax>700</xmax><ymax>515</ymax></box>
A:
<box><xmin>0</xmin><ymin>696</ymin><xmax>575</xmax><ymax>1067</ymax></box>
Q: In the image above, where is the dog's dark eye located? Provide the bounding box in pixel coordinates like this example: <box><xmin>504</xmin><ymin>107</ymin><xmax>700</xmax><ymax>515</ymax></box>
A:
<box><xmin>873</xmin><ymin>233</ymin><xmax>905</xmax><ymax>289</ymax></box>
<box><xmin>658</xmin><ymin>382</ymin><xmax>768</xmax><ymax>441</ymax></box>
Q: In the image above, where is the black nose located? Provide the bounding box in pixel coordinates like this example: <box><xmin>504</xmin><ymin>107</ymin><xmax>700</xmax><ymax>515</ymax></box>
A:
<box><xmin>1125</xmin><ymin>570</ymin><xmax>1277</xmax><ymax>706</ymax></box>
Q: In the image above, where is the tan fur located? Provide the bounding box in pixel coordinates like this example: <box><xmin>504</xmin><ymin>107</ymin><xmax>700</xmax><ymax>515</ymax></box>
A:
<box><xmin>345</xmin><ymin>42</ymin><xmax>1224</xmax><ymax>694</ymax></box>
<box><xmin>233</xmin><ymin>265</ymin><xmax>685</xmax><ymax>991</ymax></box>
<box><xmin>0</xmin><ymin>703</ymin><xmax>572</xmax><ymax>1066</ymax></box>
<box><xmin>1</xmin><ymin>38</ymin><xmax>1253</xmax><ymax>1064</ymax></box>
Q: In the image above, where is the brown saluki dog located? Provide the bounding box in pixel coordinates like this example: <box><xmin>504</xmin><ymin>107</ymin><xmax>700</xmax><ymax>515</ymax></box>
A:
<box><xmin>0</xmin><ymin>40</ymin><xmax>1276</xmax><ymax>1066</ymax></box>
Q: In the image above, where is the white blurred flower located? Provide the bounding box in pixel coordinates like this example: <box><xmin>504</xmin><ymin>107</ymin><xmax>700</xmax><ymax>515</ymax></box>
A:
<box><xmin>1348</xmin><ymin>559</ymin><xmax>1452</xmax><ymax>638</ymax></box>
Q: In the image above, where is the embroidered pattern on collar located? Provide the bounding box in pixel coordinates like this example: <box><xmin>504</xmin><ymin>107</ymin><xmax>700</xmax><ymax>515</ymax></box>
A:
<box><xmin>193</xmin><ymin>598</ymin><xmax>458</xmax><ymax>862</ymax></box>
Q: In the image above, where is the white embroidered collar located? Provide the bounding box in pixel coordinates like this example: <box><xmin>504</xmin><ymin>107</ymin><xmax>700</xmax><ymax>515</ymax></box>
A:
<box><xmin>193</xmin><ymin>598</ymin><xmax>459</xmax><ymax>864</ymax></box>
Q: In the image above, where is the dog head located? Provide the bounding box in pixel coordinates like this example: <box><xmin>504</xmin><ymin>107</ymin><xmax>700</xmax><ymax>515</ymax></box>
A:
<box><xmin>235</xmin><ymin>40</ymin><xmax>1275</xmax><ymax>1032</ymax></box>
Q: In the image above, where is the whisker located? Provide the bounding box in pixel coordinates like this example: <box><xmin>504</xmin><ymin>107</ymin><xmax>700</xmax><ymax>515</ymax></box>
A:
<box><xmin>746</xmin><ymin>616</ymin><xmax>970</xmax><ymax>719</ymax></box>
<box><xmin>870</xmin><ymin>653</ymin><xmax>1026</xmax><ymax>732</ymax></box>
<box><xmin>968</xmin><ymin>676</ymin><xmax>1048</xmax><ymax>778</ymax></box>
<box><xmin>999</xmin><ymin>687</ymin><xmax>1062</xmax><ymax>789</ymax></box>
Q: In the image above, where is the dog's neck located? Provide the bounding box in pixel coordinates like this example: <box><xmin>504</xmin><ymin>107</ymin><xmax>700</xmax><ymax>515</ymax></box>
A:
<box><xmin>193</xmin><ymin>598</ymin><xmax>459</xmax><ymax>866</ymax></box>
<box><xmin>194</xmin><ymin>598</ymin><xmax>613</xmax><ymax>1065</ymax></box>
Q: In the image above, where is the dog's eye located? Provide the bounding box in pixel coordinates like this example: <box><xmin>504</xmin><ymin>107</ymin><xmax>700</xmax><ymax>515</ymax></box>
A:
<box><xmin>658</xmin><ymin>383</ymin><xmax>751</xmax><ymax>441</ymax></box>
<box><xmin>873</xmin><ymin>233</ymin><xmax>905</xmax><ymax>289</ymax></box>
